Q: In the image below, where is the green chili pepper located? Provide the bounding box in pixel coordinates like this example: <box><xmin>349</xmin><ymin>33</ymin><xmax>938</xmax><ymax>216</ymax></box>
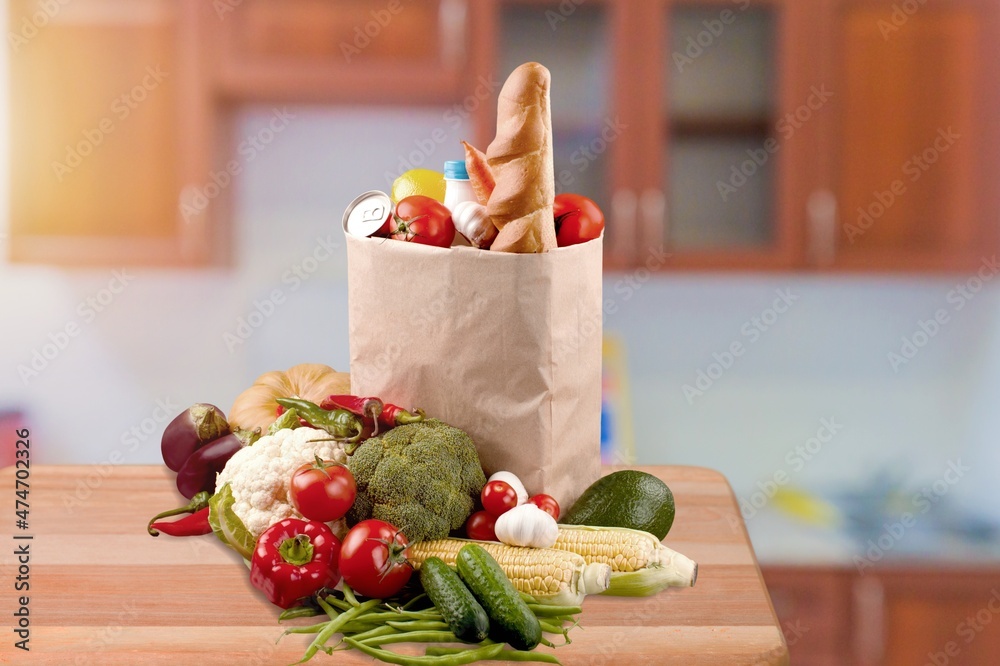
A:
<box><xmin>275</xmin><ymin>398</ymin><xmax>365</xmax><ymax>448</ymax></box>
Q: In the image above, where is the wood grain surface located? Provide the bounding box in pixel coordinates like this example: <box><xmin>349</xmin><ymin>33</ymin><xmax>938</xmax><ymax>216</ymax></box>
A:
<box><xmin>0</xmin><ymin>465</ymin><xmax>788</xmax><ymax>665</ymax></box>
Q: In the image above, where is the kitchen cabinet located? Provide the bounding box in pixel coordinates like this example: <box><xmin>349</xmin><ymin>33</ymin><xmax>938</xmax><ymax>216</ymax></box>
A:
<box><xmin>11</xmin><ymin>0</ymin><xmax>998</xmax><ymax>270</ymax></box>
<box><xmin>811</xmin><ymin>0</ymin><xmax>1000</xmax><ymax>271</ymax></box>
<box><xmin>8</xmin><ymin>0</ymin><xmax>218</xmax><ymax>266</ymax></box>
<box><xmin>763</xmin><ymin>565</ymin><xmax>1000</xmax><ymax>665</ymax></box>
<box><xmin>212</xmin><ymin>0</ymin><xmax>468</xmax><ymax>104</ymax></box>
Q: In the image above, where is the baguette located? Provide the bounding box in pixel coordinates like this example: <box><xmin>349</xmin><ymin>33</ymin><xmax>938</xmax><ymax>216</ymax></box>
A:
<box><xmin>486</xmin><ymin>62</ymin><xmax>557</xmax><ymax>253</ymax></box>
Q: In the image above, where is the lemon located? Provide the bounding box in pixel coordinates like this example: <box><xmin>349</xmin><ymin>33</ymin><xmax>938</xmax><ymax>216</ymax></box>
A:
<box><xmin>392</xmin><ymin>169</ymin><xmax>446</xmax><ymax>203</ymax></box>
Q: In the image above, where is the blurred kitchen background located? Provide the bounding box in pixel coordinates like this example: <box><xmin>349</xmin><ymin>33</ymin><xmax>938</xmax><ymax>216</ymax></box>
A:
<box><xmin>4</xmin><ymin>1</ymin><xmax>1000</xmax><ymax>663</ymax></box>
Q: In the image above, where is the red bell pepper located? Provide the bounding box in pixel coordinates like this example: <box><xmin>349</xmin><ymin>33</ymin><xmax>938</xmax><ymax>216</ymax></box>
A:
<box><xmin>249</xmin><ymin>518</ymin><xmax>341</xmax><ymax>609</ymax></box>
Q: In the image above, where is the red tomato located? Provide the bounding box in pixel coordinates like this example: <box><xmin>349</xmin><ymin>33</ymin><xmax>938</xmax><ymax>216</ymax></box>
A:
<box><xmin>389</xmin><ymin>195</ymin><xmax>455</xmax><ymax>247</ymax></box>
<box><xmin>290</xmin><ymin>459</ymin><xmax>357</xmax><ymax>523</ymax></box>
<box><xmin>528</xmin><ymin>494</ymin><xmax>560</xmax><ymax>520</ymax></box>
<box><xmin>481</xmin><ymin>481</ymin><xmax>518</xmax><ymax>517</ymax></box>
<box><xmin>339</xmin><ymin>520</ymin><xmax>413</xmax><ymax>598</ymax></box>
<box><xmin>465</xmin><ymin>511</ymin><xmax>498</xmax><ymax>541</ymax></box>
<box><xmin>554</xmin><ymin>193</ymin><xmax>605</xmax><ymax>247</ymax></box>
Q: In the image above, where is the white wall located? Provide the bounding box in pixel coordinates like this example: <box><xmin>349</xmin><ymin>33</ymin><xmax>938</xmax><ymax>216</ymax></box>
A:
<box><xmin>3</xmin><ymin>107</ymin><xmax>998</xmax><ymax>522</ymax></box>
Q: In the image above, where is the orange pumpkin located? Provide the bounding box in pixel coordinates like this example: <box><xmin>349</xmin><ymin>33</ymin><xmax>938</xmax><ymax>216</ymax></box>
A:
<box><xmin>229</xmin><ymin>363</ymin><xmax>351</xmax><ymax>432</ymax></box>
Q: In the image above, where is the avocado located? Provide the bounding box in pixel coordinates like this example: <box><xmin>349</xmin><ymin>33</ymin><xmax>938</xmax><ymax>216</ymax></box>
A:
<box><xmin>560</xmin><ymin>470</ymin><xmax>675</xmax><ymax>540</ymax></box>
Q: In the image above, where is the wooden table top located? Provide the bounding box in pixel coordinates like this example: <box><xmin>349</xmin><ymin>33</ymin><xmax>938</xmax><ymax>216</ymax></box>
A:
<box><xmin>0</xmin><ymin>465</ymin><xmax>788</xmax><ymax>665</ymax></box>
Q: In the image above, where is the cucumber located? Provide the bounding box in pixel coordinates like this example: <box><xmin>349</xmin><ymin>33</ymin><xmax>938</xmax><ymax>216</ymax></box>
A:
<box><xmin>560</xmin><ymin>470</ymin><xmax>676</xmax><ymax>540</ymax></box>
<box><xmin>455</xmin><ymin>544</ymin><xmax>541</xmax><ymax>651</ymax></box>
<box><xmin>418</xmin><ymin>557</ymin><xmax>490</xmax><ymax>643</ymax></box>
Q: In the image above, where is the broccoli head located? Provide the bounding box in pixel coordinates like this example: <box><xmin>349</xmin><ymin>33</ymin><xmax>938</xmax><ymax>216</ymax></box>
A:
<box><xmin>346</xmin><ymin>419</ymin><xmax>487</xmax><ymax>543</ymax></box>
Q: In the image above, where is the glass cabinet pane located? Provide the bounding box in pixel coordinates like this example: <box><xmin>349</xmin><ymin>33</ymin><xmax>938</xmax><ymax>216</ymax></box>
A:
<box><xmin>499</xmin><ymin>4</ymin><xmax>611</xmax><ymax>211</ymax></box>
<box><xmin>665</xmin><ymin>6</ymin><xmax>777</xmax><ymax>252</ymax></box>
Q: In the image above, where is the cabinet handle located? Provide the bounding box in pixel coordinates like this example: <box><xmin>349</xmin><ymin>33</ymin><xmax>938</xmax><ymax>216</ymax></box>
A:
<box><xmin>610</xmin><ymin>188</ymin><xmax>638</xmax><ymax>265</ymax></box>
<box><xmin>807</xmin><ymin>189</ymin><xmax>838</xmax><ymax>267</ymax></box>
<box><xmin>639</xmin><ymin>188</ymin><xmax>667</xmax><ymax>259</ymax></box>
<box><xmin>853</xmin><ymin>576</ymin><xmax>885</xmax><ymax>666</ymax></box>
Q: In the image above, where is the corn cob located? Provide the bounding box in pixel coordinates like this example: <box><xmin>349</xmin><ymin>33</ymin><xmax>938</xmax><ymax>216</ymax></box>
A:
<box><xmin>406</xmin><ymin>538</ymin><xmax>610</xmax><ymax>606</ymax></box>
<box><xmin>552</xmin><ymin>525</ymin><xmax>698</xmax><ymax>596</ymax></box>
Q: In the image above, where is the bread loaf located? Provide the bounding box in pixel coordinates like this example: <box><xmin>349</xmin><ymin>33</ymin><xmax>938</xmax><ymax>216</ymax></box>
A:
<box><xmin>486</xmin><ymin>62</ymin><xmax>557</xmax><ymax>253</ymax></box>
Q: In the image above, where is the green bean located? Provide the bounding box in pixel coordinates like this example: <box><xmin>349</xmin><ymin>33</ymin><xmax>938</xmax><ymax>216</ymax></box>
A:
<box><xmin>342</xmin><ymin>584</ymin><xmax>360</xmax><ymax>607</ymax></box>
<box><xmin>538</xmin><ymin>620</ymin><xmax>568</xmax><ymax>635</ymax></box>
<box><xmin>316</xmin><ymin>596</ymin><xmax>339</xmax><ymax>621</ymax></box>
<box><xmin>526</xmin><ymin>605</ymin><xmax>582</xmax><ymax>617</ymax></box>
<box><xmin>294</xmin><ymin>598</ymin><xmax>380</xmax><ymax>664</ymax></box>
<box><xmin>346</xmin><ymin>624</ymin><xmax>399</xmax><ymax>643</ymax></box>
<box><xmin>401</xmin><ymin>593</ymin><xmax>429</xmax><ymax>610</ymax></box>
<box><xmin>344</xmin><ymin>637</ymin><xmax>505</xmax><ymax>665</ymax></box>
<box><xmin>385</xmin><ymin>620</ymin><xmax>451</xmax><ymax>632</ymax></box>
<box><xmin>279</xmin><ymin>606</ymin><xmax>321</xmax><ymax>622</ymax></box>
<box><xmin>324</xmin><ymin>596</ymin><xmax>353</xmax><ymax>612</ymax></box>
<box><xmin>361</xmin><ymin>610</ymin><xmax>441</xmax><ymax>623</ymax></box>
<box><xmin>361</xmin><ymin>630</ymin><xmax>459</xmax><ymax>647</ymax></box>
<box><xmin>279</xmin><ymin>621</ymin><xmax>329</xmax><ymax>638</ymax></box>
<box><xmin>425</xmin><ymin>646</ymin><xmax>562</xmax><ymax>664</ymax></box>
<box><xmin>537</xmin><ymin>636</ymin><xmax>557</xmax><ymax>649</ymax></box>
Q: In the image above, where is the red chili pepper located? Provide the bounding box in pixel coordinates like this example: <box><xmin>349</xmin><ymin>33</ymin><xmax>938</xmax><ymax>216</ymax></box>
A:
<box><xmin>149</xmin><ymin>507</ymin><xmax>212</xmax><ymax>537</ymax></box>
<box><xmin>147</xmin><ymin>492</ymin><xmax>211</xmax><ymax>537</ymax></box>
<box><xmin>250</xmin><ymin>518</ymin><xmax>342</xmax><ymax>609</ymax></box>
<box><xmin>321</xmin><ymin>395</ymin><xmax>424</xmax><ymax>431</ymax></box>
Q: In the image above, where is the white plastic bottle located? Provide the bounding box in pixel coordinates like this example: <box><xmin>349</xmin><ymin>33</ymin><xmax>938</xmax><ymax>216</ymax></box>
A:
<box><xmin>443</xmin><ymin>160</ymin><xmax>477</xmax><ymax>212</ymax></box>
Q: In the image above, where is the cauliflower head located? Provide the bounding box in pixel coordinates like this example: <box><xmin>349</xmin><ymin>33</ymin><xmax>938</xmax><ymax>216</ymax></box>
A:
<box><xmin>347</xmin><ymin>419</ymin><xmax>486</xmax><ymax>543</ymax></box>
<box><xmin>215</xmin><ymin>427</ymin><xmax>348</xmax><ymax>539</ymax></box>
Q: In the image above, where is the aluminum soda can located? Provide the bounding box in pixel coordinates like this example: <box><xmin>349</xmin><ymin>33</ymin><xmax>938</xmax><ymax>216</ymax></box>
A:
<box><xmin>343</xmin><ymin>190</ymin><xmax>393</xmax><ymax>237</ymax></box>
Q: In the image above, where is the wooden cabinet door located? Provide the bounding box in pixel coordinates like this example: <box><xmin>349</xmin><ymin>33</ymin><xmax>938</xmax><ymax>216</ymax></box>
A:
<box><xmin>814</xmin><ymin>0</ymin><xmax>1000</xmax><ymax>271</ymax></box>
<box><xmin>9</xmin><ymin>0</ymin><xmax>216</xmax><ymax>266</ymax></box>
<box><xmin>763</xmin><ymin>566</ymin><xmax>855</xmax><ymax>665</ymax></box>
<box><xmin>861</xmin><ymin>569</ymin><xmax>1000</xmax><ymax>666</ymax></box>
<box><xmin>214</xmin><ymin>0</ymin><xmax>468</xmax><ymax>104</ymax></box>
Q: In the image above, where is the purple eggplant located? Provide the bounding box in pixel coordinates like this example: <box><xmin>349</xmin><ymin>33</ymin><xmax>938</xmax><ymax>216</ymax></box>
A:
<box><xmin>161</xmin><ymin>404</ymin><xmax>230</xmax><ymax>472</ymax></box>
<box><xmin>175</xmin><ymin>433</ymin><xmax>243</xmax><ymax>499</ymax></box>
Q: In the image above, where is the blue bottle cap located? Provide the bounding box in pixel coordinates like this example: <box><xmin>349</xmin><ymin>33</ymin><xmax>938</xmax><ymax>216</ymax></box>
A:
<box><xmin>444</xmin><ymin>160</ymin><xmax>469</xmax><ymax>180</ymax></box>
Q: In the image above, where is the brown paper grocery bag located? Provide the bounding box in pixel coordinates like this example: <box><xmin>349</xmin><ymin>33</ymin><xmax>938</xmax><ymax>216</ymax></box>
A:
<box><xmin>346</xmin><ymin>233</ymin><xmax>603</xmax><ymax>509</ymax></box>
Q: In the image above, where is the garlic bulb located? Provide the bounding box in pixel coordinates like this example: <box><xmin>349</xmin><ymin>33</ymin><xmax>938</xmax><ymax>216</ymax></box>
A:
<box><xmin>452</xmin><ymin>201</ymin><xmax>498</xmax><ymax>249</ymax></box>
<box><xmin>494</xmin><ymin>503</ymin><xmax>559</xmax><ymax>549</ymax></box>
<box><xmin>487</xmin><ymin>471</ymin><xmax>528</xmax><ymax>505</ymax></box>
